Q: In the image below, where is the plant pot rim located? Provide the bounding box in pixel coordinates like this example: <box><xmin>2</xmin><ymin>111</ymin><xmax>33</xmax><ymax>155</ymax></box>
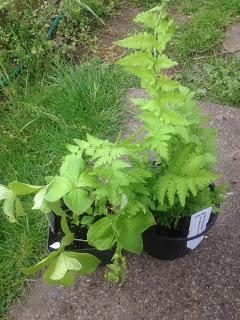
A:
<box><xmin>148</xmin><ymin>212</ymin><xmax>218</xmax><ymax>242</ymax></box>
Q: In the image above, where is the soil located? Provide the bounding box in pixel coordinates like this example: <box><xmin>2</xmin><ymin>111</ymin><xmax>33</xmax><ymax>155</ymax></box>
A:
<box><xmin>72</xmin><ymin>2</ymin><xmax>143</xmax><ymax>62</ymax></box>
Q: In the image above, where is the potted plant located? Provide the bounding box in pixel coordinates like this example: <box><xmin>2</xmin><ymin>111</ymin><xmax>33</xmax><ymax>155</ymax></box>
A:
<box><xmin>114</xmin><ymin>5</ymin><xmax>225</xmax><ymax>259</ymax></box>
<box><xmin>0</xmin><ymin>134</ymin><xmax>155</xmax><ymax>285</ymax></box>
<box><xmin>0</xmin><ymin>5</ymin><xmax>225</xmax><ymax>286</ymax></box>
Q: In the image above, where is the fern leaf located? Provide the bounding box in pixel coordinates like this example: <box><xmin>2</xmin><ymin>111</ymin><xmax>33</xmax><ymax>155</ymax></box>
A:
<box><xmin>176</xmin><ymin>177</ymin><xmax>188</xmax><ymax>207</ymax></box>
<box><xmin>195</xmin><ymin>170</ymin><xmax>218</xmax><ymax>188</ymax></box>
<box><xmin>125</xmin><ymin>66</ymin><xmax>155</xmax><ymax>83</ymax></box>
<box><xmin>114</xmin><ymin>32</ymin><xmax>157</xmax><ymax>50</ymax></box>
<box><xmin>133</xmin><ymin>10</ymin><xmax>160</xmax><ymax>29</ymax></box>
<box><xmin>157</xmin><ymin>76</ymin><xmax>180</xmax><ymax>91</ymax></box>
<box><xmin>167</xmin><ymin>180</ymin><xmax>177</xmax><ymax>206</ymax></box>
<box><xmin>117</xmin><ymin>52</ymin><xmax>155</xmax><ymax>68</ymax></box>
<box><xmin>157</xmin><ymin>174</ymin><xmax>172</xmax><ymax>205</ymax></box>
<box><xmin>156</xmin><ymin>54</ymin><xmax>177</xmax><ymax>70</ymax></box>
<box><xmin>187</xmin><ymin>178</ymin><xmax>197</xmax><ymax>197</ymax></box>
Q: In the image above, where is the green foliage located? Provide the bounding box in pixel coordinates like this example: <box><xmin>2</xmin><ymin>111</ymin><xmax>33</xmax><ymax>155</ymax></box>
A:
<box><xmin>115</xmin><ymin>5</ymin><xmax>224</xmax><ymax>226</ymax></box>
<box><xmin>1</xmin><ymin>130</ymin><xmax>154</xmax><ymax>286</ymax></box>
<box><xmin>0</xmin><ymin>5</ymin><xmax>226</xmax><ymax>295</ymax></box>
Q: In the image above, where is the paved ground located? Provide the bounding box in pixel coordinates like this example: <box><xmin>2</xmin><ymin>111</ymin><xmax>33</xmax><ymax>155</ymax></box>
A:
<box><xmin>8</xmin><ymin>89</ymin><xmax>240</xmax><ymax>320</ymax></box>
<box><xmin>223</xmin><ymin>23</ymin><xmax>240</xmax><ymax>57</ymax></box>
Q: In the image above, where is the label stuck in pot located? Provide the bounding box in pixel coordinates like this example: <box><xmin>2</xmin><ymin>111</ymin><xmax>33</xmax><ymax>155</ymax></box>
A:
<box><xmin>187</xmin><ymin>207</ymin><xmax>212</xmax><ymax>249</ymax></box>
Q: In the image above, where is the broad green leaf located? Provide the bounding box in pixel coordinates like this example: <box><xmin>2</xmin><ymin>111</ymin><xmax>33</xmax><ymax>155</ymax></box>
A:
<box><xmin>48</xmin><ymin>201</ymin><xmax>66</xmax><ymax>216</ymax></box>
<box><xmin>87</xmin><ymin>216</ymin><xmax>116</xmax><ymax>250</ymax></box>
<box><xmin>32</xmin><ymin>186</ymin><xmax>48</xmax><ymax>210</ymax></box>
<box><xmin>15</xmin><ymin>198</ymin><xmax>25</xmax><ymax>217</ymax></box>
<box><xmin>8</xmin><ymin>181</ymin><xmax>42</xmax><ymax>195</ymax></box>
<box><xmin>44</xmin><ymin>260</ymin><xmax>75</xmax><ymax>287</ymax></box>
<box><xmin>81</xmin><ymin>216</ymin><xmax>94</xmax><ymax>225</ymax></box>
<box><xmin>45</xmin><ymin>176</ymin><xmax>73</xmax><ymax>202</ymax></box>
<box><xmin>60</xmin><ymin>154</ymin><xmax>85</xmax><ymax>184</ymax></box>
<box><xmin>3</xmin><ymin>192</ymin><xmax>16</xmax><ymax>222</ymax></box>
<box><xmin>50</xmin><ymin>253</ymin><xmax>82</xmax><ymax>280</ymax></box>
<box><xmin>115</xmin><ymin>211</ymin><xmax>155</xmax><ymax>254</ymax></box>
<box><xmin>63</xmin><ymin>188</ymin><xmax>93</xmax><ymax>215</ymax></box>
<box><xmin>0</xmin><ymin>185</ymin><xmax>12</xmax><ymax>200</ymax></box>
<box><xmin>22</xmin><ymin>251</ymin><xmax>59</xmax><ymax>275</ymax></box>
<box><xmin>64</xmin><ymin>252</ymin><xmax>100</xmax><ymax>276</ymax></box>
<box><xmin>76</xmin><ymin>172</ymin><xmax>99</xmax><ymax>188</ymax></box>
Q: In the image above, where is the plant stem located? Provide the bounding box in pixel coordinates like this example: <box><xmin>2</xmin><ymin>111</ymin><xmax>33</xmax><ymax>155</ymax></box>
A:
<box><xmin>74</xmin><ymin>238</ymin><xmax>88</xmax><ymax>242</ymax></box>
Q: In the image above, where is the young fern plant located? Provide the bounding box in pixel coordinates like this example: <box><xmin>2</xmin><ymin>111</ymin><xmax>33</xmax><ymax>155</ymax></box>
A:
<box><xmin>114</xmin><ymin>5</ymin><xmax>224</xmax><ymax>227</ymax></box>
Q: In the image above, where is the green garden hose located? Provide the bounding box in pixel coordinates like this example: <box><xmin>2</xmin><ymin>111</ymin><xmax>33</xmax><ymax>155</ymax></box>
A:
<box><xmin>0</xmin><ymin>13</ymin><xmax>63</xmax><ymax>92</ymax></box>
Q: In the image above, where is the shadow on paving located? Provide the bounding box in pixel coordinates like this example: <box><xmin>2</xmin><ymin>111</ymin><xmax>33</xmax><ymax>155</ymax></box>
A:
<box><xmin>9</xmin><ymin>89</ymin><xmax>240</xmax><ymax>320</ymax></box>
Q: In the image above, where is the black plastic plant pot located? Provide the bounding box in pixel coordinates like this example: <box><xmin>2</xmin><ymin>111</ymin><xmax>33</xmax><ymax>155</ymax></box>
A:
<box><xmin>47</xmin><ymin>214</ymin><xmax>114</xmax><ymax>267</ymax></box>
<box><xmin>143</xmin><ymin>212</ymin><xmax>218</xmax><ymax>260</ymax></box>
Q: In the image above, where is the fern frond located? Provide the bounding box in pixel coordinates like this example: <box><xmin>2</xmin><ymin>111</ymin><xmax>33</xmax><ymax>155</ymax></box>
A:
<box><xmin>117</xmin><ymin>52</ymin><xmax>155</xmax><ymax>68</ymax></box>
<box><xmin>155</xmin><ymin>55</ymin><xmax>177</xmax><ymax>70</ymax></box>
<box><xmin>158</xmin><ymin>174</ymin><xmax>172</xmax><ymax>205</ymax></box>
<box><xmin>167</xmin><ymin>180</ymin><xmax>177</xmax><ymax>206</ymax></box>
<box><xmin>176</xmin><ymin>177</ymin><xmax>188</xmax><ymax>207</ymax></box>
<box><xmin>133</xmin><ymin>10</ymin><xmax>160</xmax><ymax>29</ymax></box>
<box><xmin>114</xmin><ymin>32</ymin><xmax>157</xmax><ymax>50</ymax></box>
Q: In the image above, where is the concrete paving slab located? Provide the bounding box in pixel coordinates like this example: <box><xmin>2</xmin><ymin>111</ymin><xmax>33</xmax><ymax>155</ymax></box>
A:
<box><xmin>223</xmin><ymin>23</ymin><xmax>240</xmax><ymax>57</ymax></box>
<box><xmin>9</xmin><ymin>89</ymin><xmax>240</xmax><ymax>320</ymax></box>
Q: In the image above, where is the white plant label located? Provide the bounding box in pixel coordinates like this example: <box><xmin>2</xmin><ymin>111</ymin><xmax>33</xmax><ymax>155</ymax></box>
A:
<box><xmin>187</xmin><ymin>207</ymin><xmax>212</xmax><ymax>250</ymax></box>
<box><xmin>49</xmin><ymin>242</ymin><xmax>61</xmax><ymax>250</ymax></box>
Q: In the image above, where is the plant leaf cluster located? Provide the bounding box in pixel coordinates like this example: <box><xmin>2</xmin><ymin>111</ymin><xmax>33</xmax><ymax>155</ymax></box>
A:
<box><xmin>0</xmin><ymin>5</ymin><xmax>226</xmax><ymax>286</ymax></box>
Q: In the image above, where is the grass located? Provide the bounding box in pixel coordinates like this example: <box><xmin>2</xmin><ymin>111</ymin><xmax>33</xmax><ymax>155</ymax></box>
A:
<box><xmin>0</xmin><ymin>61</ymin><xmax>133</xmax><ymax>317</ymax></box>
<box><xmin>136</xmin><ymin>0</ymin><xmax>240</xmax><ymax>107</ymax></box>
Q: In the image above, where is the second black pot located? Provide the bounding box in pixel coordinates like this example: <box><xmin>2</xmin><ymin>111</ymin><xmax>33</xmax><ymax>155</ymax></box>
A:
<box><xmin>143</xmin><ymin>212</ymin><xmax>218</xmax><ymax>260</ymax></box>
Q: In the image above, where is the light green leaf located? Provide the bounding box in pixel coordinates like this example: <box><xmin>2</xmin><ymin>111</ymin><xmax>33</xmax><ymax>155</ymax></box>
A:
<box><xmin>32</xmin><ymin>186</ymin><xmax>48</xmax><ymax>210</ymax></box>
<box><xmin>63</xmin><ymin>188</ymin><xmax>93</xmax><ymax>215</ymax></box>
<box><xmin>45</xmin><ymin>176</ymin><xmax>73</xmax><ymax>202</ymax></box>
<box><xmin>87</xmin><ymin>216</ymin><xmax>116</xmax><ymax>250</ymax></box>
<box><xmin>22</xmin><ymin>251</ymin><xmax>59</xmax><ymax>275</ymax></box>
<box><xmin>65</xmin><ymin>143</ymin><xmax>79</xmax><ymax>154</ymax></box>
<box><xmin>44</xmin><ymin>260</ymin><xmax>75</xmax><ymax>287</ymax></box>
<box><xmin>48</xmin><ymin>201</ymin><xmax>66</xmax><ymax>216</ymax></box>
<box><xmin>60</xmin><ymin>154</ymin><xmax>85</xmax><ymax>183</ymax></box>
<box><xmin>8</xmin><ymin>181</ymin><xmax>42</xmax><ymax>195</ymax></box>
<box><xmin>76</xmin><ymin>172</ymin><xmax>99</xmax><ymax>188</ymax></box>
<box><xmin>116</xmin><ymin>211</ymin><xmax>155</xmax><ymax>254</ymax></box>
<box><xmin>15</xmin><ymin>198</ymin><xmax>25</xmax><ymax>217</ymax></box>
<box><xmin>81</xmin><ymin>216</ymin><xmax>94</xmax><ymax>225</ymax></box>
<box><xmin>176</xmin><ymin>177</ymin><xmax>188</xmax><ymax>207</ymax></box>
<box><xmin>167</xmin><ymin>180</ymin><xmax>177</xmax><ymax>206</ymax></box>
<box><xmin>114</xmin><ymin>32</ymin><xmax>157</xmax><ymax>49</ymax></box>
<box><xmin>64</xmin><ymin>252</ymin><xmax>100</xmax><ymax>276</ymax></box>
<box><xmin>0</xmin><ymin>185</ymin><xmax>12</xmax><ymax>200</ymax></box>
<box><xmin>50</xmin><ymin>253</ymin><xmax>82</xmax><ymax>280</ymax></box>
<box><xmin>3</xmin><ymin>192</ymin><xmax>16</xmax><ymax>222</ymax></box>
